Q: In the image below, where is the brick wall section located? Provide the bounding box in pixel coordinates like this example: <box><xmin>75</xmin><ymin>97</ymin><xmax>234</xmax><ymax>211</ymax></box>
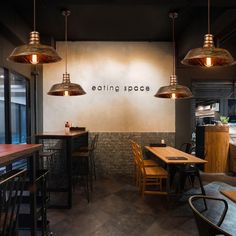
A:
<box><xmin>89</xmin><ymin>132</ymin><xmax>175</xmax><ymax>178</ymax></box>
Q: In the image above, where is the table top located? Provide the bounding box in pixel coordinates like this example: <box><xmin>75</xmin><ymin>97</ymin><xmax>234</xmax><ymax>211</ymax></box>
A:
<box><xmin>0</xmin><ymin>144</ymin><xmax>42</xmax><ymax>166</ymax></box>
<box><xmin>145</xmin><ymin>146</ymin><xmax>207</xmax><ymax>164</ymax></box>
<box><xmin>220</xmin><ymin>190</ymin><xmax>236</xmax><ymax>203</ymax></box>
<box><xmin>35</xmin><ymin>130</ymin><xmax>88</xmax><ymax>138</ymax></box>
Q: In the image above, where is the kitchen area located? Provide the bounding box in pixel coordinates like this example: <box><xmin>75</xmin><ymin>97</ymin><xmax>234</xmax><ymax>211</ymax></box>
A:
<box><xmin>192</xmin><ymin>80</ymin><xmax>236</xmax><ymax>174</ymax></box>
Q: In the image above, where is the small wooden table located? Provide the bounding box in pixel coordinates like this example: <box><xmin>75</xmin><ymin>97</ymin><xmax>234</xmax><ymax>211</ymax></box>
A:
<box><xmin>0</xmin><ymin>144</ymin><xmax>42</xmax><ymax>236</ymax></box>
<box><xmin>145</xmin><ymin>146</ymin><xmax>207</xmax><ymax>193</ymax></box>
<box><xmin>220</xmin><ymin>190</ymin><xmax>236</xmax><ymax>203</ymax></box>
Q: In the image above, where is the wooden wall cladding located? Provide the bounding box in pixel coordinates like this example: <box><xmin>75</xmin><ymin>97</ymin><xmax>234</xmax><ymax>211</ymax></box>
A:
<box><xmin>204</xmin><ymin>126</ymin><xmax>229</xmax><ymax>173</ymax></box>
<box><xmin>229</xmin><ymin>143</ymin><xmax>236</xmax><ymax>173</ymax></box>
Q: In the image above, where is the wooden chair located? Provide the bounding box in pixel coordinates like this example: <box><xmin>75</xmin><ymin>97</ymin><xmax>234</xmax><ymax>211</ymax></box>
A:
<box><xmin>130</xmin><ymin>140</ymin><xmax>158</xmax><ymax>186</ymax></box>
<box><xmin>135</xmin><ymin>143</ymin><xmax>168</xmax><ymax>198</ymax></box>
<box><xmin>188</xmin><ymin>195</ymin><xmax>232</xmax><ymax>236</ymax></box>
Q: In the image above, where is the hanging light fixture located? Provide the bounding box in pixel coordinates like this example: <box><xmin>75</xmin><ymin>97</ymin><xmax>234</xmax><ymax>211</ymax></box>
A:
<box><xmin>7</xmin><ymin>0</ymin><xmax>61</xmax><ymax>64</ymax></box>
<box><xmin>155</xmin><ymin>12</ymin><xmax>192</xmax><ymax>99</ymax></box>
<box><xmin>181</xmin><ymin>0</ymin><xmax>235</xmax><ymax>67</ymax></box>
<box><xmin>48</xmin><ymin>10</ymin><xmax>86</xmax><ymax>96</ymax></box>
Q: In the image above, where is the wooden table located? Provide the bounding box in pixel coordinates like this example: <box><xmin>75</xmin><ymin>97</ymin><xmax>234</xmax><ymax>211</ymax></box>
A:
<box><xmin>0</xmin><ymin>144</ymin><xmax>42</xmax><ymax>236</ymax></box>
<box><xmin>145</xmin><ymin>146</ymin><xmax>207</xmax><ymax>193</ymax></box>
<box><xmin>220</xmin><ymin>190</ymin><xmax>236</xmax><ymax>203</ymax></box>
<box><xmin>35</xmin><ymin>131</ymin><xmax>88</xmax><ymax>208</ymax></box>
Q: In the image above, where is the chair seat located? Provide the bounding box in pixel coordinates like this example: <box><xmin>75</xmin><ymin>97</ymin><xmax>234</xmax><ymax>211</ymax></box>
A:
<box><xmin>143</xmin><ymin>159</ymin><xmax>158</xmax><ymax>167</ymax></box>
<box><xmin>39</xmin><ymin>151</ymin><xmax>56</xmax><ymax>157</ymax></box>
<box><xmin>78</xmin><ymin>146</ymin><xmax>89</xmax><ymax>152</ymax></box>
<box><xmin>144</xmin><ymin>166</ymin><xmax>168</xmax><ymax>177</ymax></box>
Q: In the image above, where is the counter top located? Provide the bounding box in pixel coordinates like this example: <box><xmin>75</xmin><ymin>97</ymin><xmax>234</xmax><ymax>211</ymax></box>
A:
<box><xmin>203</xmin><ymin>125</ymin><xmax>229</xmax><ymax>132</ymax></box>
<box><xmin>35</xmin><ymin>130</ymin><xmax>88</xmax><ymax>138</ymax></box>
<box><xmin>0</xmin><ymin>144</ymin><xmax>42</xmax><ymax>165</ymax></box>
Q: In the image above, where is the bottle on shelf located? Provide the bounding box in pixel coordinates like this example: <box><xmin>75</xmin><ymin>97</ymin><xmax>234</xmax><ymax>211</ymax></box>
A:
<box><xmin>65</xmin><ymin>121</ymin><xmax>70</xmax><ymax>134</ymax></box>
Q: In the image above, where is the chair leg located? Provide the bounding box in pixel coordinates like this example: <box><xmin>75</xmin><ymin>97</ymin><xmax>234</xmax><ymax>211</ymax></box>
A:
<box><xmin>82</xmin><ymin>175</ymin><xmax>90</xmax><ymax>203</ymax></box>
<box><xmin>178</xmin><ymin>172</ymin><xmax>187</xmax><ymax>193</ymax></box>
<box><xmin>188</xmin><ymin>175</ymin><xmax>195</xmax><ymax>187</ymax></box>
<box><xmin>196</xmin><ymin>168</ymin><xmax>207</xmax><ymax>210</ymax></box>
<box><xmin>92</xmin><ymin>157</ymin><xmax>96</xmax><ymax>180</ymax></box>
<box><xmin>142</xmin><ymin>178</ymin><xmax>145</xmax><ymax>199</ymax></box>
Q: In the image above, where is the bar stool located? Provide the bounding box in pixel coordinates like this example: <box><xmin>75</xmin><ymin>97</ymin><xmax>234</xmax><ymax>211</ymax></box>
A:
<box><xmin>77</xmin><ymin>134</ymin><xmax>99</xmax><ymax>180</ymax></box>
<box><xmin>39</xmin><ymin>151</ymin><xmax>57</xmax><ymax>170</ymax></box>
<box><xmin>18</xmin><ymin>169</ymin><xmax>50</xmax><ymax>235</ymax></box>
<box><xmin>72</xmin><ymin>135</ymin><xmax>99</xmax><ymax>202</ymax></box>
<box><xmin>0</xmin><ymin>169</ymin><xmax>26</xmax><ymax>236</ymax></box>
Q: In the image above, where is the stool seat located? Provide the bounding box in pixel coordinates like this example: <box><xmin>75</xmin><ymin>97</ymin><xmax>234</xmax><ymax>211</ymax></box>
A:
<box><xmin>39</xmin><ymin>151</ymin><xmax>57</xmax><ymax>157</ymax></box>
<box><xmin>72</xmin><ymin>151</ymin><xmax>89</xmax><ymax>158</ymax></box>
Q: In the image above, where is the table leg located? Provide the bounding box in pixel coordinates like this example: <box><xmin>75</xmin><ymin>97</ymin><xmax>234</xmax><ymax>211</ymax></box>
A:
<box><xmin>66</xmin><ymin>138</ymin><xmax>72</xmax><ymax>209</ymax></box>
<box><xmin>28</xmin><ymin>153</ymin><xmax>37</xmax><ymax>236</ymax></box>
<box><xmin>166</xmin><ymin>164</ymin><xmax>170</xmax><ymax>193</ymax></box>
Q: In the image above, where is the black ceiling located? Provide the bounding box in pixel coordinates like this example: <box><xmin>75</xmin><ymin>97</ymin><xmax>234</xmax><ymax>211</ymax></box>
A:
<box><xmin>4</xmin><ymin>0</ymin><xmax>236</xmax><ymax>44</ymax></box>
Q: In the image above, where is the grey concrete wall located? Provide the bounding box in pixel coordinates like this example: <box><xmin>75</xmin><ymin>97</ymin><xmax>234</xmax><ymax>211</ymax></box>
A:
<box><xmin>43</xmin><ymin>42</ymin><xmax>175</xmax><ymax>133</ymax></box>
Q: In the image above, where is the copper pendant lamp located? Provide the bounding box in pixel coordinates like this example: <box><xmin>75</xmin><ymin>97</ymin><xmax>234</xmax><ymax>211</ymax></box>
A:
<box><xmin>7</xmin><ymin>0</ymin><xmax>61</xmax><ymax>64</ymax></box>
<box><xmin>181</xmin><ymin>0</ymin><xmax>235</xmax><ymax>67</ymax></box>
<box><xmin>47</xmin><ymin>10</ymin><xmax>86</xmax><ymax>96</ymax></box>
<box><xmin>155</xmin><ymin>12</ymin><xmax>192</xmax><ymax>99</ymax></box>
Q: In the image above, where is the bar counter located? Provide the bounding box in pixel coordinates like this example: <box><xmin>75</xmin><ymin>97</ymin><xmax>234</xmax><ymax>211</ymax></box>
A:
<box><xmin>35</xmin><ymin>130</ymin><xmax>88</xmax><ymax>208</ymax></box>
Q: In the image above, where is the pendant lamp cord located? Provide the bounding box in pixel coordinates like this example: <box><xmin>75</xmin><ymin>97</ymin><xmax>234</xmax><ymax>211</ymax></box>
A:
<box><xmin>33</xmin><ymin>0</ymin><xmax>36</xmax><ymax>31</ymax></box>
<box><xmin>65</xmin><ymin>12</ymin><xmax>68</xmax><ymax>74</ymax></box>
<box><xmin>172</xmin><ymin>14</ymin><xmax>176</xmax><ymax>76</ymax></box>
<box><xmin>208</xmin><ymin>0</ymin><xmax>210</xmax><ymax>34</ymax></box>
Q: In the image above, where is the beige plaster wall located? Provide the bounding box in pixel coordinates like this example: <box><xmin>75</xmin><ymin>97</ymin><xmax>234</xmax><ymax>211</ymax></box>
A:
<box><xmin>43</xmin><ymin>42</ymin><xmax>175</xmax><ymax>132</ymax></box>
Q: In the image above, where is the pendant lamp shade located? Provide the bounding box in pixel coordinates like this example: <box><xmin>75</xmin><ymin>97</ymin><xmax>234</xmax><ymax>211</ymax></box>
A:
<box><xmin>47</xmin><ymin>10</ymin><xmax>86</xmax><ymax>96</ymax></box>
<box><xmin>7</xmin><ymin>0</ymin><xmax>61</xmax><ymax>64</ymax></box>
<box><xmin>155</xmin><ymin>13</ymin><xmax>193</xmax><ymax>99</ymax></box>
<box><xmin>48</xmin><ymin>73</ymin><xmax>86</xmax><ymax>96</ymax></box>
<box><xmin>181</xmin><ymin>0</ymin><xmax>235</xmax><ymax>67</ymax></box>
<box><xmin>155</xmin><ymin>75</ymin><xmax>192</xmax><ymax>99</ymax></box>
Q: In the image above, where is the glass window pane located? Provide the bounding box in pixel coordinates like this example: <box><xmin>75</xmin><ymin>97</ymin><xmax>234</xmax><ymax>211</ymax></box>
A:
<box><xmin>0</xmin><ymin>68</ymin><xmax>5</xmax><ymax>144</ymax></box>
<box><xmin>10</xmin><ymin>72</ymin><xmax>27</xmax><ymax>144</ymax></box>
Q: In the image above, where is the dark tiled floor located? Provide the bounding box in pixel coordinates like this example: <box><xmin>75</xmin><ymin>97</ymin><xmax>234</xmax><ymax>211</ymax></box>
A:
<box><xmin>47</xmin><ymin>173</ymin><xmax>236</xmax><ymax>236</ymax></box>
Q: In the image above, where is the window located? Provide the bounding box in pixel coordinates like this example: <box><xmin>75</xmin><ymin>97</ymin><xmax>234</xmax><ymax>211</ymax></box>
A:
<box><xmin>0</xmin><ymin>68</ymin><xmax>30</xmax><ymax>172</ymax></box>
<box><xmin>10</xmin><ymin>72</ymin><xmax>28</xmax><ymax>144</ymax></box>
<box><xmin>0</xmin><ymin>68</ymin><xmax>5</xmax><ymax>144</ymax></box>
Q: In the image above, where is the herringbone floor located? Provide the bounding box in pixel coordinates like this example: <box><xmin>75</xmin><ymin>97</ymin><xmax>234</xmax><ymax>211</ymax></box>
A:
<box><xmin>48</xmin><ymin>173</ymin><xmax>236</xmax><ymax>236</ymax></box>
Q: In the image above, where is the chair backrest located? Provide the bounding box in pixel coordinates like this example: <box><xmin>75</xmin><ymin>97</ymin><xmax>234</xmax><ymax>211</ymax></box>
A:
<box><xmin>188</xmin><ymin>195</ymin><xmax>232</xmax><ymax>236</ymax></box>
<box><xmin>0</xmin><ymin>169</ymin><xmax>26</xmax><ymax>236</ymax></box>
<box><xmin>180</xmin><ymin>142</ymin><xmax>193</xmax><ymax>154</ymax></box>
<box><xmin>90</xmin><ymin>134</ymin><xmax>99</xmax><ymax>151</ymax></box>
<box><xmin>134</xmin><ymin>143</ymin><xmax>147</xmax><ymax>174</ymax></box>
<box><xmin>129</xmin><ymin>140</ymin><xmax>138</xmax><ymax>169</ymax></box>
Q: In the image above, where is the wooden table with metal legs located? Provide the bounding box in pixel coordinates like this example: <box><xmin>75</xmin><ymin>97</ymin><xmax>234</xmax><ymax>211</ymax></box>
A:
<box><xmin>145</xmin><ymin>146</ymin><xmax>207</xmax><ymax>194</ymax></box>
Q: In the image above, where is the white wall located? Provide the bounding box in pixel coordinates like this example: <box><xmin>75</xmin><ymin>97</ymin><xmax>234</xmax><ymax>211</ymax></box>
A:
<box><xmin>43</xmin><ymin>41</ymin><xmax>175</xmax><ymax>132</ymax></box>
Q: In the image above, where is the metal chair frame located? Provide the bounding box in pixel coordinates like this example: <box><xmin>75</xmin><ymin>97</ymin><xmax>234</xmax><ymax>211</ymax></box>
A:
<box><xmin>0</xmin><ymin>169</ymin><xmax>26</xmax><ymax>236</ymax></box>
<box><xmin>188</xmin><ymin>195</ymin><xmax>232</xmax><ymax>236</ymax></box>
